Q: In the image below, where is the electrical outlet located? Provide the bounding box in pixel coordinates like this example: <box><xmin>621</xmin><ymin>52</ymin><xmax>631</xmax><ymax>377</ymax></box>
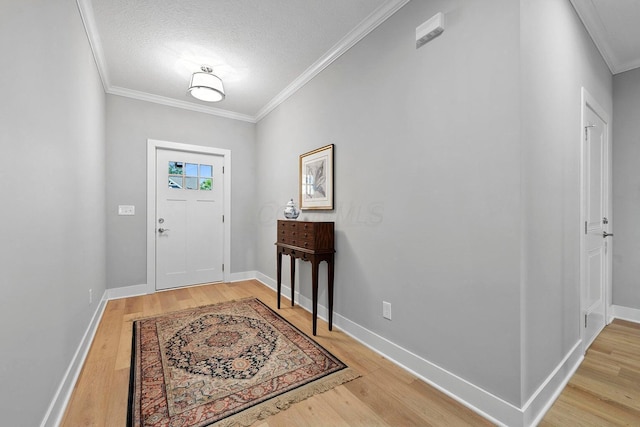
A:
<box><xmin>383</xmin><ymin>301</ymin><xmax>392</xmax><ymax>320</ymax></box>
<box><xmin>89</xmin><ymin>289</ymin><xmax>93</xmax><ymax>304</ymax></box>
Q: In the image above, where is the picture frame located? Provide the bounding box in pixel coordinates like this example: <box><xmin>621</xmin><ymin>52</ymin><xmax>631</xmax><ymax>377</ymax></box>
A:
<box><xmin>299</xmin><ymin>144</ymin><xmax>334</xmax><ymax>210</ymax></box>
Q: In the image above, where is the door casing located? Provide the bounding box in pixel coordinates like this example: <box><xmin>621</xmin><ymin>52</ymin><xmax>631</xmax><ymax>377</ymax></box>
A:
<box><xmin>146</xmin><ymin>139</ymin><xmax>231</xmax><ymax>293</ymax></box>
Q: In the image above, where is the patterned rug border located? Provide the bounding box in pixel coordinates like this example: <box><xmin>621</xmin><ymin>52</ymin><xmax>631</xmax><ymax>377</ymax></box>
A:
<box><xmin>127</xmin><ymin>297</ymin><xmax>360</xmax><ymax>427</ymax></box>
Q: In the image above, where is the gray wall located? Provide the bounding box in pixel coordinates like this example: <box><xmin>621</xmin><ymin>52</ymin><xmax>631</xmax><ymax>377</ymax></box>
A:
<box><xmin>613</xmin><ymin>68</ymin><xmax>640</xmax><ymax>309</ymax></box>
<box><xmin>0</xmin><ymin>0</ymin><xmax>106</xmax><ymax>425</ymax></box>
<box><xmin>255</xmin><ymin>0</ymin><xmax>614</xmax><ymax>408</ymax></box>
<box><xmin>105</xmin><ymin>95</ymin><xmax>256</xmax><ymax>288</ymax></box>
<box><xmin>520</xmin><ymin>0</ymin><xmax>612</xmax><ymax>404</ymax></box>
<box><xmin>0</xmin><ymin>0</ymin><xmax>622</xmax><ymax>423</ymax></box>
<box><xmin>257</xmin><ymin>0</ymin><xmax>524</xmax><ymax>405</ymax></box>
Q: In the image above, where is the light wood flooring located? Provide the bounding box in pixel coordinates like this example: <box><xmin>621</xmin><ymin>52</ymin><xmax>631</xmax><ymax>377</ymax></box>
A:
<box><xmin>541</xmin><ymin>319</ymin><xmax>640</xmax><ymax>426</ymax></box>
<box><xmin>61</xmin><ymin>280</ymin><xmax>640</xmax><ymax>426</ymax></box>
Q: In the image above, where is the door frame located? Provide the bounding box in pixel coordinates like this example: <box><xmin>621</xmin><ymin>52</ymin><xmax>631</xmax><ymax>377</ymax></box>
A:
<box><xmin>579</xmin><ymin>87</ymin><xmax>612</xmax><ymax>353</ymax></box>
<box><xmin>146</xmin><ymin>139</ymin><xmax>231</xmax><ymax>292</ymax></box>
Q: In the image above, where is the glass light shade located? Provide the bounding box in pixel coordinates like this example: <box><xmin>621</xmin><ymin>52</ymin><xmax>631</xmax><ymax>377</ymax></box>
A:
<box><xmin>188</xmin><ymin>72</ymin><xmax>225</xmax><ymax>102</ymax></box>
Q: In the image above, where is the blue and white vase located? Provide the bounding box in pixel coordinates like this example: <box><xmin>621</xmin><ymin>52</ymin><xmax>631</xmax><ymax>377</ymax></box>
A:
<box><xmin>284</xmin><ymin>198</ymin><xmax>300</xmax><ymax>219</ymax></box>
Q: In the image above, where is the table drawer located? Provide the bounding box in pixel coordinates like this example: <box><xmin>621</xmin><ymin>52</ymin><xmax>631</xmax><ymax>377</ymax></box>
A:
<box><xmin>279</xmin><ymin>236</ymin><xmax>315</xmax><ymax>248</ymax></box>
<box><xmin>278</xmin><ymin>230</ymin><xmax>315</xmax><ymax>247</ymax></box>
<box><xmin>277</xmin><ymin>221</ymin><xmax>313</xmax><ymax>233</ymax></box>
<box><xmin>277</xmin><ymin>220</ymin><xmax>334</xmax><ymax>251</ymax></box>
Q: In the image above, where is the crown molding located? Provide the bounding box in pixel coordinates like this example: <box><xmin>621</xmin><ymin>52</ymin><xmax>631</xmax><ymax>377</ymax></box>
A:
<box><xmin>77</xmin><ymin>0</ymin><xmax>410</xmax><ymax>123</ymax></box>
<box><xmin>76</xmin><ymin>0</ymin><xmax>110</xmax><ymax>90</ymax></box>
<box><xmin>569</xmin><ymin>0</ymin><xmax>616</xmax><ymax>74</ymax></box>
<box><xmin>108</xmin><ymin>86</ymin><xmax>256</xmax><ymax>123</ymax></box>
<box><xmin>614</xmin><ymin>58</ymin><xmax>640</xmax><ymax>75</ymax></box>
<box><xmin>570</xmin><ymin>0</ymin><xmax>640</xmax><ymax>74</ymax></box>
<box><xmin>255</xmin><ymin>0</ymin><xmax>411</xmax><ymax>122</ymax></box>
<box><xmin>77</xmin><ymin>0</ymin><xmax>255</xmax><ymax>122</ymax></box>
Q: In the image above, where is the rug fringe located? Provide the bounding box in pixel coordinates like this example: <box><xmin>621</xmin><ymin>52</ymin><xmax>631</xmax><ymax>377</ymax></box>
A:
<box><xmin>212</xmin><ymin>368</ymin><xmax>361</xmax><ymax>426</ymax></box>
<box><xmin>130</xmin><ymin>297</ymin><xmax>254</xmax><ymax>322</ymax></box>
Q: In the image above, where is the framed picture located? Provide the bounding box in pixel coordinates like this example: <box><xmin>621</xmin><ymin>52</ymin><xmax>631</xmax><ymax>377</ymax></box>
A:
<box><xmin>299</xmin><ymin>144</ymin><xmax>334</xmax><ymax>210</ymax></box>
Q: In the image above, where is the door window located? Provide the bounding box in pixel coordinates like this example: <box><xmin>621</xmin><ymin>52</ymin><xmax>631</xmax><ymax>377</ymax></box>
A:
<box><xmin>167</xmin><ymin>161</ymin><xmax>213</xmax><ymax>191</ymax></box>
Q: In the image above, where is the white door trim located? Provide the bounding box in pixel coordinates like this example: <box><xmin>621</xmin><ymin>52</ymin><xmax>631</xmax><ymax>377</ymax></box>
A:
<box><xmin>579</xmin><ymin>87</ymin><xmax>612</xmax><ymax>353</ymax></box>
<box><xmin>146</xmin><ymin>139</ymin><xmax>231</xmax><ymax>292</ymax></box>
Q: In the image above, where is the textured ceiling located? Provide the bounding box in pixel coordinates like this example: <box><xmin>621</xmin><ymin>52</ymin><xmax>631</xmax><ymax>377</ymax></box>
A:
<box><xmin>571</xmin><ymin>0</ymin><xmax>640</xmax><ymax>74</ymax></box>
<box><xmin>80</xmin><ymin>1</ymin><xmax>639</xmax><ymax>122</ymax></box>
<box><xmin>80</xmin><ymin>0</ymin><xmax>406</xmax><ymax>121</ymax></box>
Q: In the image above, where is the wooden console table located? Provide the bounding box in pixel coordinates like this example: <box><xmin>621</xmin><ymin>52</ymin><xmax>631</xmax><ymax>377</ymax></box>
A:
<box><xmin>276</xmin><ymin>220</ymin><xmax>335</xmax><ymax>335</ymax></box>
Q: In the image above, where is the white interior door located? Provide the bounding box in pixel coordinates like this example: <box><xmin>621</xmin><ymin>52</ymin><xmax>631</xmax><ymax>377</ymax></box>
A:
<box><xmin>155</xmin><ymin>148</ymin><xmax>224</xmax><ymax>290</ymax></box>
<box><xmin>581</xmin><ymin>92</ymin><xmax>611</xmax><ymax>351</ymax></box>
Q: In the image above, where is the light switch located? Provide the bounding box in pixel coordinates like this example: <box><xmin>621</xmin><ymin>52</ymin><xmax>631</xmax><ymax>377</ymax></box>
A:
<box><xmin>118</xmin><ymin>205</ymin><xmax>135</xmax><ymax>216</ymax></box>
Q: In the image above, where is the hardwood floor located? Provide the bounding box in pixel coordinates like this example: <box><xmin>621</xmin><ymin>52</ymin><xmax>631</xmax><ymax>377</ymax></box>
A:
<box><xmin>541</xmin><ymin>319</ymin><xmax>640</xmax><ymax>426</ymax></box>
<box><xmin>61</xmin><ymin>280</ymin><xmax>640</xmax><ymax>426</ymax></box>
<box><xmin>61</xmin><ymin>280</ymin><xmax>492</xmax><ymax>426</ymax></box>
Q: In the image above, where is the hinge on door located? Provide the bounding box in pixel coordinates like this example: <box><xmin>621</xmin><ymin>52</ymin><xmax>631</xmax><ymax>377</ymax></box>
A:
<box><xmin>222</xmin><ymin>215</ymin><xmax>225</xmax><ymax>223</ymax></box>
<box><xmin>585</xmin><ymin>221</ymin><xmax>588</xmax><ymax>234</ymax></box>
<box><xmin>222</xmin><ymin>264</ymin><xmax>224</xmax><ymax>272</ymax></box>
<box><xmin>585</xmin><ymin>314</ymin><xmax>588</xmax><ymax>328</ymax></box>
<box><xmin>222</xmin><ymin>166</ymin><xmax>225</xmax><ymax>174</ymax></box>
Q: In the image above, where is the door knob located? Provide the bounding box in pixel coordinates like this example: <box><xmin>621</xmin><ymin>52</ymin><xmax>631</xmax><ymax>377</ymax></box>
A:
<box><xmin>158</xmin><ymin>228</ymin><xmax>170</xmax><ymax>233</ymax></box>
<box><xmin>603</xmin><ymin>232</ymin><xmax>613</xmax><ymax>238</ymax></box>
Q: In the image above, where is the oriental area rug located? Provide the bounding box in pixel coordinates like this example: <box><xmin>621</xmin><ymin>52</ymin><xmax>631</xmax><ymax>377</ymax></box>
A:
<box><xmin>127</xmin><ymin>298</ymin><xmax>359</xmax><ymax>427</ymax></box>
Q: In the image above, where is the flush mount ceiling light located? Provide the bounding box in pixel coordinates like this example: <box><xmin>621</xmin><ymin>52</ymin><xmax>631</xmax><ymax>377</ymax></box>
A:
<box><xmin>188</xmin><ymin>65</ymin><xmax>225</xmax><ymax>102</ymax></box>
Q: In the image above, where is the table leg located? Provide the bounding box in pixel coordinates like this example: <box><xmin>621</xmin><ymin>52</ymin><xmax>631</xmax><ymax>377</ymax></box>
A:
<box><xmin>328</xmin><ymin>255</ymin><xmax>334</xmax><ymax>331</ymax></box>
<box><xmin>312</xmin><ymin>259</ymin><xmax>319</xmax><ymax>336</ymax></box>
<box><xmin>276</xmin><ymin>250</ymin><xmax>282</xmax><ymax>309</ymax></box>
<box><xmin>290</xmin><ymin>255</ymin><xmax>295</xmax><ymax>306</ymax></box>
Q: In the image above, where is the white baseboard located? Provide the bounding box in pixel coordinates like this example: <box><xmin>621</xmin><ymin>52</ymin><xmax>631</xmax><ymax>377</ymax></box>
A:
<box><xmin>332</xmin><ymin>310</ymin><xmax>523</xmax><ymax>426</ymax></box>
<box><xmin>40</xmin><ymin>292</ymin><xmax>108</xmax><ymax>427</ymax></box>
<box><xmin>229</xmin><ymin>271</ymin><xmax>258</xmax><ymax>282</ymax></box>
<box><xmin>104</xmin><ymin>273</ymin><xmax>263</xmax><ymax>300</ymax></box>
<box><xmin>253</xmin><ymin>273</ymin><xmax>586</xmax><ymax>427</ymax></box>
<box><xmin>610</xmin><ymin>304</ymin><xmax>640</xmax><ymax>323</ymax></box>
<box><xmin>255</xmin><ymin>271</ymin><xmax>276</xmax><ymax>288</ymax></box>
<box><xmin>105</xmin><ymin>283</ymin><xmax>151</xmax><ymax>300</ymax></box>
<box><xmin>522</xmin><ymin>341</ymin><xmax>583</xmax><ymax>426</ymax></box>
<box><xmin>39</xmin><ymin>275</ymin><xmax>257</xmax><ymax>426</ymax></box>
<box><xmin>44</xmin><ymin>273</ymin><xmax>604</xmax><ymax>427</ymax></box>
<box><xmin>254</xmin><ymin>273</ymin><xmax>326</xmax><ymax>317</ymax></box>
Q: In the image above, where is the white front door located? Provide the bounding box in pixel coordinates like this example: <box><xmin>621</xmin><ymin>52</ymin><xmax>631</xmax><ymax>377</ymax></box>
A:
<box><xmin>581</xmin><ymin>90</ymin><xmax>611</xmax><ymax>351</ymax></box>
<box><xmin>155</xmin><ymin>148</ymin><xmax>225</xmax><ymax>290</ymax></box>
